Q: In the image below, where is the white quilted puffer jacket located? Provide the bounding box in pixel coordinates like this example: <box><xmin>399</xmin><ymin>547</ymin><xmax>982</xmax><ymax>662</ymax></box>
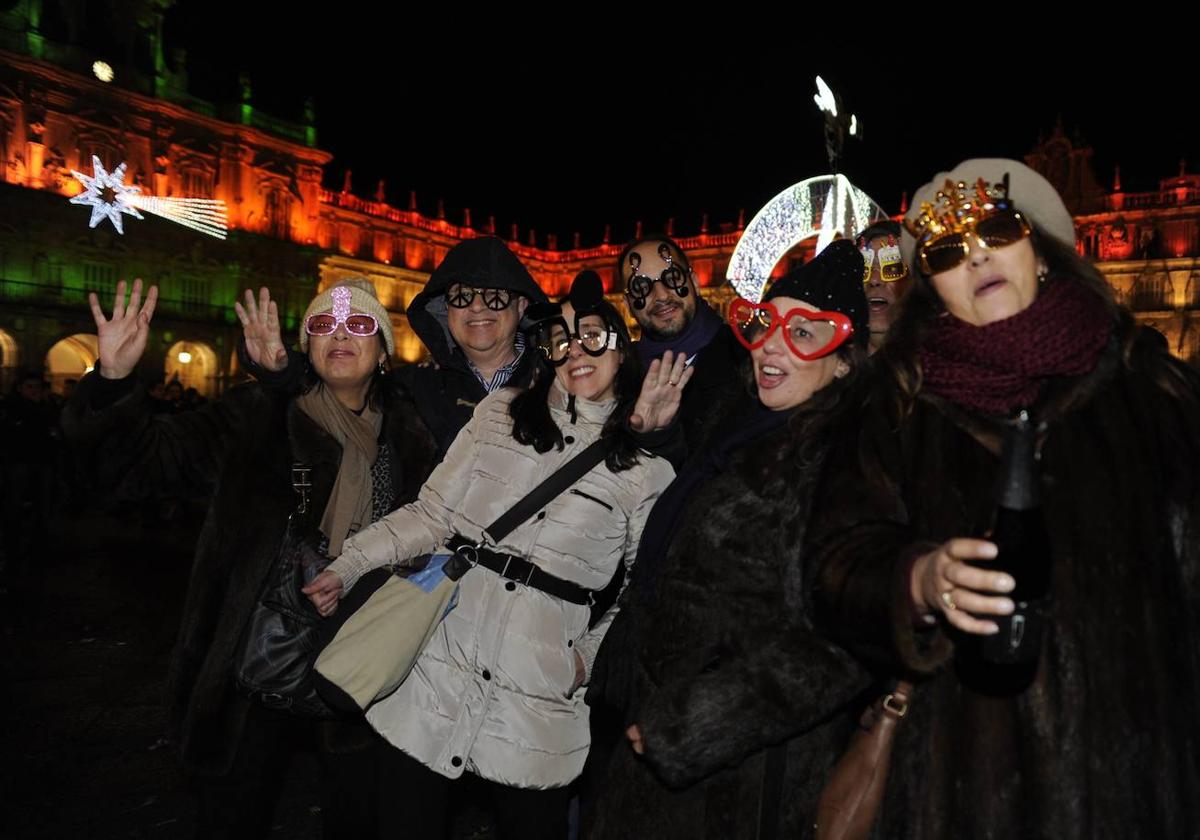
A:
<box><xmin>327</xmin><ymin>382</ymin><xmax>673</xmax><ymax>789</ymax></box>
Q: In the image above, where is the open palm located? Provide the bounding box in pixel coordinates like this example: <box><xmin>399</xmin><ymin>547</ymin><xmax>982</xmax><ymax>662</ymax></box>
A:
<box><xmin>234</xmin><ymin>287</ymin><xmax>288</xmax><ymax>371</ymax></box>
<box><xmin>630</xmin><ymin>350</ymin><xmax>695</xmax><ymax>432</ymax></box>
<box><xmin>89</xmin><ymin>279</ymin><xmax>158</xmax><ymax>380</ymax></box>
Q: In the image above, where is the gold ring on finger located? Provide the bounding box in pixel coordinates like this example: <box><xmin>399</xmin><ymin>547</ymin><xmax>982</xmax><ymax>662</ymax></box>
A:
<box><xmin>940</xmin><ymin>589</ymin><xmax>958</xmax><ymax>611</ymax></box>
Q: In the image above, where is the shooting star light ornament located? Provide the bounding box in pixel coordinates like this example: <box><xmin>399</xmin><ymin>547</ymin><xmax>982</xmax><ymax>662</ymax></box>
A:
<box><xmin>69</xmin><ymin>156</ymin><xmax>228</xmax><ymax>240</ymax></box>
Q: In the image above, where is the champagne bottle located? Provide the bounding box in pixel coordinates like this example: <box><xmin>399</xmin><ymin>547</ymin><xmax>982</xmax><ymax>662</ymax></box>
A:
<box><xmin>975</xmin><ymin>409</ymin><xmax>1052</xmax><ymax>666</ymax></box>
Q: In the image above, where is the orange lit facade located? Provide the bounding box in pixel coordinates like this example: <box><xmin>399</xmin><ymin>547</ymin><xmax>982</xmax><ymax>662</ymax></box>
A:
<box><xmin>3</xmin><ymin>16</ymin><xmax>1199</xmax><ymax>394</ymax></box>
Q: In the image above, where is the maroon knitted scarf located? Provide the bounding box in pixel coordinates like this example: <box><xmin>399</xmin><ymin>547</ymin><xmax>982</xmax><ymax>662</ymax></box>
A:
<box><xmin>918</xmin><ymin>277</ymin><xmax>1112</xmax><ymax>416</ymax></box>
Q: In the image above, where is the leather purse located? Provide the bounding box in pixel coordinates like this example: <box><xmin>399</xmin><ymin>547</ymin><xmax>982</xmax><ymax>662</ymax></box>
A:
<box><xmin>814</xmin><ymin>680</ymin><xmax>913</xmax><ymax>840</ymax></box>
<box><xmin>233</xmin><ymin>463</ymin><xmax>334</xmax><ymax>717</ymax></box>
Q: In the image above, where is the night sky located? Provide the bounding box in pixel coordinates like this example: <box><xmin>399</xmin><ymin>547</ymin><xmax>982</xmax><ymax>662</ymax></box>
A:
<box><xmin>161</xmin><ymin>6</ymin><xmax>1194</xmax><ymax>248</ymax></box>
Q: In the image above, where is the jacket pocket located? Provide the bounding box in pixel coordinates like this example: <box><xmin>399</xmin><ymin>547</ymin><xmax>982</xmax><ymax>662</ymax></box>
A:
<box><xmin>569</xmin><ymin>488</ymin><xmax>614</xmax><ymax>511</ymax></box>
<box><xmin>560</xmin><ymin>603</ymin><xmax>587</xmax><ymax>698</ymax></box>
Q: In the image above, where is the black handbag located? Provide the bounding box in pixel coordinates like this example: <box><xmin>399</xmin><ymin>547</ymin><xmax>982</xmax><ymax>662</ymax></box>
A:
<box><xmin>233</xmin><ymin>463</ymin><xmax>334</xmax><ymax>717</ymax></box>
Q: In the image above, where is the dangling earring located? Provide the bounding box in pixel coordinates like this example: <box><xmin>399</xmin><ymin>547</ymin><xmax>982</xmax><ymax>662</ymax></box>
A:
<box><xmin>1037</xmin><ymin>265</ymin><xmax>1049</xmax><ymax>284</ymax></box>
<box><xmin>377</xmin><ymin>361</ymin><xmax>387</xmax><ymax>375</ymax></box>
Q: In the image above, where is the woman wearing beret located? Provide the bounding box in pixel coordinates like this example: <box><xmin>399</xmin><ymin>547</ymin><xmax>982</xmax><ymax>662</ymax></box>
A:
<box><xmin>588</xmin><ymin>240</ymin><xmax>875</xmax><ymax>840</ymax></box>
<box><xmin>809</xmin><ymin>159</ymin><xmax>1200</xmax><ymax>836</ymax></box>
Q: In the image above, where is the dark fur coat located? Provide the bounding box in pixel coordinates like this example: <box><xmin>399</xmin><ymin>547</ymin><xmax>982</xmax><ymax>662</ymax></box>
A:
<box><xmin>588</xmin><ymin>390</ymin><xmax>872</xmax><ymax>840</ymax></box>
<box><xmin>808</xmin><ymin>329</ymin><xmax>1200</xmax><ymax>838</ymax></box>
<box><xmin>62</xmin><ymin>375</ymin><xmax>438</xmax><ymax>776</ymax></box>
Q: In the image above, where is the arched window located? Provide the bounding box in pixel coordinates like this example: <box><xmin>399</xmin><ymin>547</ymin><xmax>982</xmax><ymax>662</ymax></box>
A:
<box><xmin>165</xmin><ymin>340</ymin><xmax>219</xmax><ymax>397</ymax></box>
<box><xmin>44</xmin><ymin>333</ymin><xmax>98</xmax><ymax>394</ymax></box>
<box><xmin>0</xmin><ymin>327</ymin><xmax>18</xmax><ymax>371</ymax></box>
<box><xmin>265</xmin><ymin>188</ymin><xmax>293</xmax><ymax>240</ymax></box>
<box><xmin>180</xmin><ymin>168</ymin><xmax>214</xmax><ymax>199</ymax></box>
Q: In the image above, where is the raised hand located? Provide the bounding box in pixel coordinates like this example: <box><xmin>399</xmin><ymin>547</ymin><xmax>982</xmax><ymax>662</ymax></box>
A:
<box><xmin>234</xmin><ymin>287</ymin><xmax>288</xmax><ymax>372</ymax></box>
<box><xmin>629</xmin><ymin>349</ymin><xmax>695</xmax><ymax>432</ymax></box>
<box><xmin>89</xmin><ymin>278</ymin><xmax>158</xmax><ymax>380</ymax></box>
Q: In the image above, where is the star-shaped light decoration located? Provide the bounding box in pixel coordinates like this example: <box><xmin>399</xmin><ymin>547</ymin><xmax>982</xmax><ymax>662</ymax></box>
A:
<box><xmin>70</xmin><ymin>156</ymin><xmax>143</xmax><ymax>234</ymax></box>
<box><xmin>69</xmin><ymin>156</ymin><xmax>228</xmax><ymax>240</ymax></box>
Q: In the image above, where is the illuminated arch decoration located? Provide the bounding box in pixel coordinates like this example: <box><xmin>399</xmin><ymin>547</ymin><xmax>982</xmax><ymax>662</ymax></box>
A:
<box><xmin>69</xmin><ymin>156</ymin><xmax>228</xmax><ymax>240</ymax></box>
<box><xmin>726</xmin><ymin>174</ymin><xmax>888</xmax><ymax>302</ymax></box>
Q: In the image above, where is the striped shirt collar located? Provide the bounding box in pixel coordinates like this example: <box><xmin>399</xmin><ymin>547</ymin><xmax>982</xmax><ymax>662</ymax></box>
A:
<box><xmin>469</xmin><ymin>330</ymin><xmax>526</xmax><ymax>393</ymax></box>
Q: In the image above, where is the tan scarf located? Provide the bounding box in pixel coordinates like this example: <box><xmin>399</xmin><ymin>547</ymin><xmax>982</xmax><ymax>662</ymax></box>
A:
<box><xmin>297</xmin><ymin>383</ymin><xmax>382</xmax><ymax>556</ymax></box>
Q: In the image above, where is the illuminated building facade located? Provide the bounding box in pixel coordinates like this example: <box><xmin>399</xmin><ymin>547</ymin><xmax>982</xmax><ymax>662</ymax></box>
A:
<box><xmin>2</xmin><ymin>6</ymin><xmax>1198</xmax><ymax>396</ymax></box>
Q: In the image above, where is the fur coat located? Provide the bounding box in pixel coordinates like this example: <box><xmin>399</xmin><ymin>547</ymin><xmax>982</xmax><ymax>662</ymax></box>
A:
<box><xmin>807</xmin><ymin>328</ymin><xmax>1200</xmax><ymax>838</ymax></box>
<box><xmin>61</xmin><ymin>374</ymin><xmax>438</xmax><ymax>775</ymax></box>
<box><xmin>588</xmin><ymin>390</ymin><xmax>872</xmax><ymax>839</ymax></box>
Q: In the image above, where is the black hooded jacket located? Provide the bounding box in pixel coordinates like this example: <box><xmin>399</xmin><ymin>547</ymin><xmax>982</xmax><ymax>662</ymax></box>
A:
<box><xmin>397</xmin><ymin>236</ymin><xmax>547</xmax><ymax>458</ymax></box>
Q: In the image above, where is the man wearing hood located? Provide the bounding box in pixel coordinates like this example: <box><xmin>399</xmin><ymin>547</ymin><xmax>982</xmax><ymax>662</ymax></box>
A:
<box><xmin>396</xmin><ymin>236</ymin><xmax>547</xmax><ymax>459</ymax></box>
<box><xmin>616</xmin><ymin>235</ymin><xmax>747</xmax><ymax>449</ymax></box>
<box><xmin>242</xmin><ymin>236</ymin><xmax>548</xmax><ymax>463</ymax></box>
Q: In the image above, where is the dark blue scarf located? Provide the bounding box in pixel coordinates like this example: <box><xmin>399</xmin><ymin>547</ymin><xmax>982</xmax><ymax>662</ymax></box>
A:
<box><xmin>635</xmin><ymin>296</ymin><xmax>725</xmax><ymax>367</ymax></box>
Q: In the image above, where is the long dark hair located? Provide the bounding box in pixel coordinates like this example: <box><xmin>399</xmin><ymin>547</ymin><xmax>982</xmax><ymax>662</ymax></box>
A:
<box><xmin>877</xmin><ymin>228</ymin><xmax>1128</xmax><ymax>421</ymax></box>
<box><xmin>510</xmin><ymin>299</ymin><xmax>644</xmax><ymax>472</ymax></box>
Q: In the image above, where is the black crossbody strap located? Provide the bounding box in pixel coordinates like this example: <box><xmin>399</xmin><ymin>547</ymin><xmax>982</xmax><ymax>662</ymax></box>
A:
<box><xmin>482</xmin><ymin>439</ymin><xmax>609</xmax><ymax>545</ymax></box>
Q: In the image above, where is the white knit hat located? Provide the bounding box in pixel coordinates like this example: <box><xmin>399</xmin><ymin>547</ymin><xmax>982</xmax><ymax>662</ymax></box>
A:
<box><xmin>299</xmin><ymin>278</ymin><xmax>394</xmax><ymax>355</ymax></box>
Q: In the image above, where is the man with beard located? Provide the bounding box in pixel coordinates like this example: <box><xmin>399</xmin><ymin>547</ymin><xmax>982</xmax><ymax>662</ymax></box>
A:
<box><xmin>856</xmin><ymin>220</ymin><xmax>912</xmax><ymax>354</ymax></box>
<box><xmin>616</xmin><ymin>235</ymin><xmax>746</xmax><ymax>447</ymax></box>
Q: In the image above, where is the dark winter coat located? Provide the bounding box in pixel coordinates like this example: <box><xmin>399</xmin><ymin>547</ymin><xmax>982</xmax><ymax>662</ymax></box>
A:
<box><xmin>807</xmin><ymin>327</ymin><xmax>1200</xmax><ymax>839</ymax></box>
<box><xmin>664</xmin><ymin>319</ymin><xmax>749</xmax><ymax>455</ymax></box>
<box><xmin>589</xmin><ymin>387</ymin><xmax>872</xmax><ymax>840</ymax></box>
<box><xmin>61</xmin><ymin>374</ymin><xmax>439</xmax><ymax>776</ymax></box>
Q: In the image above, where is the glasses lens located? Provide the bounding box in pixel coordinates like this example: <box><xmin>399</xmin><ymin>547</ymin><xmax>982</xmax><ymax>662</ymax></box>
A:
<box><xmin>579</xmin><ymin>327</ymin><xmax>611</xmax><ymax>353</ymax></box>
<box><xmin>783</xmin><ymin>312</ymin><xmax>837</xmax><ymax>357</ymax></box>
<box><xmin>445</xmin><ymin>284</ymin><xmax>474</xmax><ymax>308</ymax></box>
<box><xmin>733</xmin><ymin>303</ymin><xmax>773</xmax><ymax>346</ymax></box>
<box><xmin>627</xmin><ymin>275</ymin><xmax>654</xmax><ymax>300</ymax></box>
<box><xmin>860</xmin><ymin>248</ymin><xmax>875</xmax><ymax>283</ymax></box>
<box><xmin>306</xmin><ymin>314</ymin><xmax>337</xmax><ymax>335</ymax></box>
<box><xmin>880</xmin><ymin>258</ymin><xmax>908</xmax><ymax>282</ymax></box>
<box><xmin>536</xmin><ymin>325</ymin><xmax>571</xmax><ymax>363</ymax></box>
<box><xmin>922</xmin><ymin>234</ymin><xmax>968</xmax><ymax>274</ymax></box>
<box><xmin>344</xmin><ymin>314</ymin><xmax>378</xmax><ymax>336</ymax></box>
<box><xmin>481</xmin><ymin>288</ymin><xmax>512</xmax><ymax>310</ymax></box>
<box><xmin>974</xmin><ymin>212</ymin><xmax>1029</xmax><ymax>249</ymax></box>
<box><xmin>660</xmin><ymin>265</ymin><xmax>687</xmax><ymax>292</ymax></box>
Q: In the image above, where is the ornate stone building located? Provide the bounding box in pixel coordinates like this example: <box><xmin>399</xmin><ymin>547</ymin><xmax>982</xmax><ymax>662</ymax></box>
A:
<box><xmin>2</xmin><ymin>3</ymin><xmax>1198</xmax><ymax>395</ymax></box>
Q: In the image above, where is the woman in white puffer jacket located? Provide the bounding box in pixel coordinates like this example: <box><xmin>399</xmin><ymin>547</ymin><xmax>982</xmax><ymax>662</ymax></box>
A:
<box><xmin>303</xmin><ymin>271</ymin><xmax>682</xmax><ymax>840</ymax></box>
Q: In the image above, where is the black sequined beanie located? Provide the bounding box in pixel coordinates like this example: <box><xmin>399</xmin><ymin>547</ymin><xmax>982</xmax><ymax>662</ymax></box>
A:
<box><xmin>763</xmin><ymin>239</ymin><xmax>869</xmax><ymax>347</ymax></box>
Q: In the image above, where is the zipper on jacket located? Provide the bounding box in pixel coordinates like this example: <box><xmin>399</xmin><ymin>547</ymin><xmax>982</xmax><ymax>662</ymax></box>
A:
<box><xmin>570</xmin><ymin>488</ymin><xmax>613</xmax><ymax>511</ymax></box>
